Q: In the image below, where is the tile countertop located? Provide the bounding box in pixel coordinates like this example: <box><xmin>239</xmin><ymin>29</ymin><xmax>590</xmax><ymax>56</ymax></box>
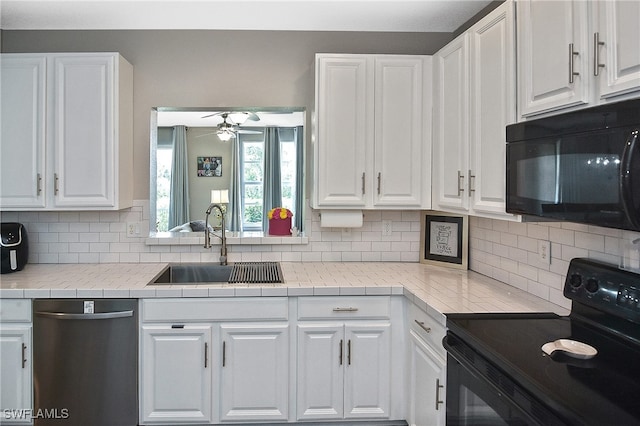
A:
<box><xmin>0</xmin><ymin>262</ymin><xmax>569</xmax><ymax>322</ymax></box>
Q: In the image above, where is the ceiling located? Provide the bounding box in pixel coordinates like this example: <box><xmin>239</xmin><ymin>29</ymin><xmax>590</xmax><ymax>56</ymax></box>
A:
<box><xmin>157</xmin><ymin>109</ymin><xmax>305</xmax><ymax>128</ymax></box>
<box><xmin>0</xmin><ymin>0</ymin><xmax>493</xmax><ymax>32</ymax></box>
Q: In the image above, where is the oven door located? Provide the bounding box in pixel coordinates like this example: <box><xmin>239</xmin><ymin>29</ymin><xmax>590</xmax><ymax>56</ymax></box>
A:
<box><xmin>443</xmin><ymin>334</ymin><xmax>567</xmax><ymax>426</ymax></box>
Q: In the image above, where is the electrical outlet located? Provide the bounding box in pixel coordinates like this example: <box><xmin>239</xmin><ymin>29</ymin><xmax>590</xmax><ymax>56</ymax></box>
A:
<box><xmin>382</xmin><ymin>220</ymin><xmax>392</xmax><ymax>237</ymax></box>
<box><xmin>538</xmin><ymin>240</ymin><xmax>551</xmax><ymax>264</ymax></box>
<box><xmin>126</xmin><ymin>222</ymin><xmax>140</xmax><ymax>238</ymax></box>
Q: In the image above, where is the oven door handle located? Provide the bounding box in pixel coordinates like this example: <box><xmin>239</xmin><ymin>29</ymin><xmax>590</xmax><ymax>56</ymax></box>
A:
<box><xmin>620</xmin><ymin>129</ymin><xmax>640</xmax><ymax>230</ymax></box>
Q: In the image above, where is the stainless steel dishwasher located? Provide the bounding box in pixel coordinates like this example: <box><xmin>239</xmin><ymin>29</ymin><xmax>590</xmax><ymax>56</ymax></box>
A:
<box><xmin>33</xmin><ymin>299</ymin><xmax>137</xmax><ymax>426</ymax></box>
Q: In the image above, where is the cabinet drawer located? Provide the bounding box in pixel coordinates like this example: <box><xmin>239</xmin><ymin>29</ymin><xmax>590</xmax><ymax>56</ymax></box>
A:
<box><xmin>297</xmin><ymin>296</ymin><xmax>390</xmax><ymax>320</ymax></box>
<box><xmin>142</xmin><ymin>298</ymin><xmax>288</xmax><ymax>322</ymax></box>
<box><xmin>408</xmin><ymin>302</ymin><xmax>446</xmax><ymax>358</ymax></box>
<box><xmin>0</xmin><ymin>299</ymin><xmax>32</xmax><ymax>322</ymax></box>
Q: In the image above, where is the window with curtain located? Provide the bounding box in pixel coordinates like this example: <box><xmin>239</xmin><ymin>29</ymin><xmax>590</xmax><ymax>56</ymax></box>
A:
<box><xmin>238</xmin><ymin>128</ymin><xmax>298</xmax><ymax>231</ymax></box>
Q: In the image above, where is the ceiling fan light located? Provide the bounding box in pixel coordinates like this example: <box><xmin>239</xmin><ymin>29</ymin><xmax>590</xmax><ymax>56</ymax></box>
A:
<box><xmin>216</xmin><ymin>129</ymin><xmax>235</xmax><ymax>141</ymax></box>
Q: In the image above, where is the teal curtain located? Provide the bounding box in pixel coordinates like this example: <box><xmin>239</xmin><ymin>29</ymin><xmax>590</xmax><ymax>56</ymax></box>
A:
<box><xmin>262</xmin><ymin>127</ymin><xmax>282</xmax><ymax>232</ymax></box>
<box><xmin>168</xmin><ymin>125</ymin><xmax>189</xmax><ymax>229</ymax></box>
<box><xmin>228</xmin><ymin>136</ymin><xmax>243</xmax><ymax>231</ymax></box>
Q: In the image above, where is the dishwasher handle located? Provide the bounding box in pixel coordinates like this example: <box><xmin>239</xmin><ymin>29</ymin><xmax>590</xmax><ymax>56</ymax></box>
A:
<box><xmin>35</xmin><ymin>310</ymin><xmax>134</xmax><ymax>320</ymax></box>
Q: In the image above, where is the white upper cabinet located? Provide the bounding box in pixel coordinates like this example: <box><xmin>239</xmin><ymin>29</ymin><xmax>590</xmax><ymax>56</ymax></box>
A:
<box><xmin>433</xmin><ymin>1</ymin><xmax>517</xmax><ymax>220</ymax></box>
<box><xmin>373</xmin><ymin>57</ymin><xmax>428</xmax><ymax>207</ymax></box>
<box><xmin>595</xmin><ymin>0</ymin><xmax>640</xmax><ymax>100</ymax></box>
<box><xmin>517</xmin><ymin>0</ymin><xmax>640</xmax><ymax>119</ymax></box>
<box><xmin>433</xmin><ymin>34</ymin><xmax>469</xmax><ymax>212</ymax></box>
<box><xmin>314</xmin><ymin>55</ymin><xmax>371</xmax><ymax>208</ymax></box>
<box><xmin>469</xmin><ymin>1</ymin><xmax>517</xmax><ymax>217</ymax></box>
<box><xmin>0</xmin><ymin>55</ymin><xmax>47</xmax><ymax>209</ymax></box>
<box><xmin>517</xmin><ymin>0</ymin><xmax>590</xmax><ymax>117</ymax></box>
<box><xmin>0</xmin><ymin>52</ymin><xmax>133</xmax><ymax>210</ymax></box>
<box><xmin>314</xmin><ymin>54</ymin><xmax>431</xmax><ymax>210</ymax></box>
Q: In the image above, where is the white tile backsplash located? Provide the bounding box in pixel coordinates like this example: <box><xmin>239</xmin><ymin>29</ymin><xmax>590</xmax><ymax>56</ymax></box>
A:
<box><xmin>6</xmin><ymin>202</ymin><xmax>640</xmax><ymax>309</ymax></box>
<box><xmin>469</xmin><ymin>216</ymin><xmax>640</xmax><ymax>310</ymax></box>
<box><xmin>5</xmin><ymin>200</ymin><xmax>424</xmax><ymax>265</ymax></box>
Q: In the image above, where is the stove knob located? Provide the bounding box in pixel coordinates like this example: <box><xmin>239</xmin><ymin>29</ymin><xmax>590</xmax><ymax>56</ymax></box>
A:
<box><xmin>569</xmin><ymin>274</ymin><xmax>582</xmax><ymax>288</ymax></box>
<box><xmin>586</xmin><ymin>278</ymin><xmax>599</xmax><ymax>293</ymax></box>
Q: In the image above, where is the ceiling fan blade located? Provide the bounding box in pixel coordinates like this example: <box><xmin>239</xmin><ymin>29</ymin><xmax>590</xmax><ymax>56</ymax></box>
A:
<box><xmin>237</xmin><ymin>129</ymin><xmax>263</xmax><ymax>134</ymax></box>
<box><xmin>195</xmin><ymin>131</ymin><xmax>217</xmax><ymax>138</ymax></box>
<box><xmin>201</xmin><ymin>112</ymin><xmax>224</xmax><ymax>119</ymax></box>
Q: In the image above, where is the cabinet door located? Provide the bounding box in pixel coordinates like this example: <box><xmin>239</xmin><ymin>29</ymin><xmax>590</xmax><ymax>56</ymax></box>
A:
<box><xmin>0</xmin><ymin>326</ymin><xmax>32</xmax><ymax>424</ymax></box>
<box><xmin>296</xmin><ymin>324</ymin><xmax>344</xmax><ymax>420</ymax></box>
<box><xmin>141</xmin><ymin>325</ymin><xmax>212</xmax><ymax>424</ymax></box>
<box><xmin>51</xmin><ymin>55</ymin><xmax>116</xmax><ymax>208</ymax></box>
<box><xmin>596</xmin><ymin>0</ymin><xmax>640</xmax><ymax>99</ymax></box>
<box><xmin>219</xmin><ymin>323</ymin><xmax>289</xmax><ymax>422</ymax></box>
<box><xmin>0</xmin><ymin>55</ymin><xmax>46</xmax><ymax>209</ymax></box>
<box><xmin>314</xmin><ymin>55</ymin><xmax>372</xmax><ymax>207</ymax></box>
<box><xmin>344</xmin><ymin>323</ymin><xmax>391</xmax><ymax>419</ymax></box>
<box><xmin>517</xmin><ymin>0</ymin><xmax>590</xmax><ymax>117</ymax></box>
<box><xmin>433</xmin><ymin>34</ymin><xmax>470</xmax><ymax>212</ymax></box>
<box><xmin>408</xmin><ymin>330</ymin><xmax>446</xmax><ymax>426</ymax></box>
<box><xmin>469</xmin><ymin>1</ymin><xmax>517</xmax><ymax>218</ymax></box>
<box><xmin>373</xmin><ymin>57</ymin><xmax>424</xmax><ymax>207</ymax></box>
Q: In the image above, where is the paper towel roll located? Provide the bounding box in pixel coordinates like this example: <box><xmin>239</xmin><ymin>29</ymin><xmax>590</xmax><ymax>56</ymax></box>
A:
<box><xmin>320</xmin><ymin>210</ymin><xmax>363</xmax><ymax>228</ymax></box>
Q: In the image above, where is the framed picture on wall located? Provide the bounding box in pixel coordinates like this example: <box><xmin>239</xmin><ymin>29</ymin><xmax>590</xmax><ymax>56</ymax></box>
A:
<box><xmin>197</xmin><ymin>156</ymin><xmax>222</xmax><ymax>177</ymax></box>
<box><xmin>420</xmin><ymin>211</ymin><xmax>468</xmax><ymax>269</ymax></box>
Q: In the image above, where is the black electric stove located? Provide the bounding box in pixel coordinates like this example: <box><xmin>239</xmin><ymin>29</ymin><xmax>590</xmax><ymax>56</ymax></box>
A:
<box><xmin>444</xmin><ymin>258</ymin><xmax>640</xmax><ymax>426</ymax></box>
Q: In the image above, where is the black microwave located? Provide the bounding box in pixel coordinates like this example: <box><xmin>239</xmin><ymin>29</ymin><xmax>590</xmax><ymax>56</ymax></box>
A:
<box><xmin>506</xmin><ymin>99</ymin><xmax>640</xmax><ymax>231</ymax></box>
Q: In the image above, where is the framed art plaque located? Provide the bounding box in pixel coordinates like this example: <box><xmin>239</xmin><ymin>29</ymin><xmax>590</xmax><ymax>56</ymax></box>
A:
<box><xmin>420</xmin><ymin>211</ymin><xmax>468</xmax><ymax>269</ymax></box>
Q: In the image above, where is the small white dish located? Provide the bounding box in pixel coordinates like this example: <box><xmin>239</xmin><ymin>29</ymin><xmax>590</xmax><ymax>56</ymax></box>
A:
<box><xmin>541</xmin><ymin>339</ymin><xmax>597</xmax><ymax>359</ymax></box>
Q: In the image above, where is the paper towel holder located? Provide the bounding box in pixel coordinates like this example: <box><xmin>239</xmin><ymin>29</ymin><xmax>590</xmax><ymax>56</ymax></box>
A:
<box><xmin>319</xmin><ymin>210</ymin><xmax>364</xmax><ymax>228</ymax></box>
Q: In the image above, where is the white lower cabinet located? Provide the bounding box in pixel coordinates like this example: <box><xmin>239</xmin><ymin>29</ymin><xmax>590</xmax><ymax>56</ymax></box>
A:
<box><xmin>140</xmin><ymin>298</ymin><xmax>290</xmax><ymax>425</ymax></box>
<box><xmin>406</xmin><ymin>304</ymin><xmax>447</xmax><ymax>426</ymax></box>
<box><xmin>141</xmin><ymin>325</ymin><xmax>213</xmax><ymax>424</ymax></box>
<box><xmin>219</xmin><ymin>323</ymin><xmax>289</xmax><ymax>422</ymax></box>
<box><xmin>407</xmin><ymin>331</ymin><xmax>446</xmax><ymax>426</ymax></box>
<box><xmin>296</xmin><ymin>323</ymin><xmax>391</xmax><ymax>420</ymax></box>
<box><xmin>0</xmin><ymin>300</ymin><xmax>32</xmax><ymax>425</ymax></box>
<box><xmin>139</xmin><ymin>296</ymin><xmax>412</xmax><ymax>425</ymax></box>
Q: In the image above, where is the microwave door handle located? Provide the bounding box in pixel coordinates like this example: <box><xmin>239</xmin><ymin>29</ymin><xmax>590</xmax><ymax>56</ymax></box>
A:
<box><xmin>620</xmin><ymin>130</ymin><xmax>640</xmax><ymax>229</ymax></box>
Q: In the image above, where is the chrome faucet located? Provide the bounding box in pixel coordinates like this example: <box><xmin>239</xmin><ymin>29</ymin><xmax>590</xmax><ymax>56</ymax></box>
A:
<box><xmin>204</xmin><ymin>203</ymin><xmax>228</xmax><ymax>265</ymax></box>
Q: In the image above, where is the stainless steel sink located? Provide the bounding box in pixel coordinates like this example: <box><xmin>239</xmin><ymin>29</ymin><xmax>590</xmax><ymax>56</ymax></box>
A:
<box><xmin>152</xmin><ymin>262</ymin><xmax>283</xmax><ymax>284</ymax></box>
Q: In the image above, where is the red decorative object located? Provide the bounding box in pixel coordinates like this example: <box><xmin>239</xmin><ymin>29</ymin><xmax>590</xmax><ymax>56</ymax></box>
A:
<box><xmin>268</xmin><ymin>207</ymin><xmax>293</xmax><ymax>236</ymax></box>
<box><xmin>269</xmin><ymin>217</ymin><xmax>292</xmax><ymax>235</ymax></box>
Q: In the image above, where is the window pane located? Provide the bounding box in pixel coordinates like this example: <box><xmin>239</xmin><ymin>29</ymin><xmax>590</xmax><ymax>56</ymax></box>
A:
<box><xmin>244</xmin><ymin>162</ymin><xmax>263</xmax><ymax>182</ymax></box>
<box><xmin>244</xmin><ymin>184</ymin><xmax>263</xmax><ymax>202</ymax></box>
<box><xmin>156</xmin><ymin>148</ymin><xmax>172</xmax><ymax>232</ymax></box>
<box><xmin>280</xmin><ymin>140</ymin><xmax>297</xmax><ymax>219</ymax></box>
<box><xmin>241</xmin><ymin>138</ymin><xmax>265</xmax><ymax>230</ymax></box>
<box><xmin>244</xmin><ymin>143</ymin><xmax>264</xmax><ymax>162</ymax></box>
<box><xmin>244</xmin><ymin>205</ymin><xmax>263</xmax><ymax>225</ymax></box>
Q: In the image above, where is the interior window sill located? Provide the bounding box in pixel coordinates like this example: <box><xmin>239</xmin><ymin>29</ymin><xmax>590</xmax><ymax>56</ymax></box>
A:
<box><xmin>145</xmin><ymin>231</ymin><xmax>309</xmax><ymax>246</ymax></box>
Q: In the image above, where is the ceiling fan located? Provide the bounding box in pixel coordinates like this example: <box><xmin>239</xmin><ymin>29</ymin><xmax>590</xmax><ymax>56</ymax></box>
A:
<box><xmin>198</xmin><ymin>112</ymin><xmax>262</xmax><ymax>141</ymax></box>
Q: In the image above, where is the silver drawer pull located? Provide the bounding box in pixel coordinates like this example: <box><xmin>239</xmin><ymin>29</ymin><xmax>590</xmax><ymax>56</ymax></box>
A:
<box><xmin>415</xmin><ymin>319</ymin><xmax>432</xmax><ymax>333</ymax></box>
<box><xmin>333</xmin><ymin>307</ymin><xmax>359</xmax><ymax>312</ymax></box>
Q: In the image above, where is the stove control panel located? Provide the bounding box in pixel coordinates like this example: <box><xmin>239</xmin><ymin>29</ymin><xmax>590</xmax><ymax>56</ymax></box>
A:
<box><xmin>564</xmin><ymin>258</ymin><xmax>640</xmax><ymax>324</ymax></box>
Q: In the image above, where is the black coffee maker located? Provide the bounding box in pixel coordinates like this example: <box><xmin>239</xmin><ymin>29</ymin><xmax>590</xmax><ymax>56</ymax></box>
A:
<box><xmin>1</xmin><ymin>222</ymin><xmax>29</xmax><ymax>273</ymax></box>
